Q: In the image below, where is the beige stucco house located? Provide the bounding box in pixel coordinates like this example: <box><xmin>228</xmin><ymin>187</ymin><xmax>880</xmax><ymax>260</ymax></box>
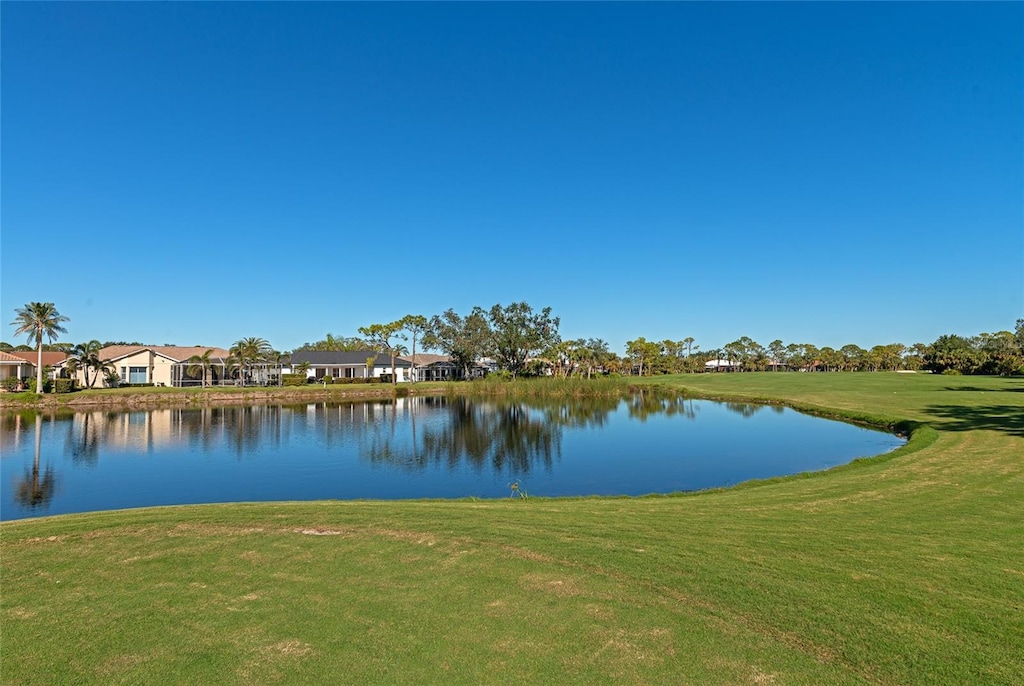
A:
<box><xmin>79</xmin><ymin>345</ymin><xmax>231</xmax><ymax>387</ymax></box>
<box><xmin>0</xmin><ymin>350</ymin><xmax>34</xmax><ymax>384</ymax></box>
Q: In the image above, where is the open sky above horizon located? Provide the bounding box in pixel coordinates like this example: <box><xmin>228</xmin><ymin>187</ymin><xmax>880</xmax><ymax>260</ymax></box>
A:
<box><xmin>2</xmin><ymin>2</ymin><xmax>1021</xmax><ymax>355</ymax></box>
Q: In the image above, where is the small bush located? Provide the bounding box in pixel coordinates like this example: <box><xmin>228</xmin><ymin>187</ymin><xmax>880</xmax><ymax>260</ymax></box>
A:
<box><xmin>941</xmin><ymin>368</ymin><xmax>962</xmax><ymax>376</ymax></box>
<box><xmin>28</xmin><ymin>379</ymin><xmax>52</xmax><ymax>393</ymax></box>
<box><xmin>1</xmin><ymin>378</ymin><xmax>21</xmax><ymax>392</ymax></box>
<box><xmin>282</xmin><ymin>374</ymin><xmax>307</xmax><ymax>387</ymax></box>
<box><xmin>54</xmin><ymin>378</ymin><xmax>76</xmax><ymax>394</ymax></box>
<box><xmin>322</xmin><ymin>375</ymin><xmax>334</xmax><ymax>385</ymax></box>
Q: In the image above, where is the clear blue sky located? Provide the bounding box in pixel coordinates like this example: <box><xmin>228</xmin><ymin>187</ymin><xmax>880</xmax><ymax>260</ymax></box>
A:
<box><xmin>2</xmin><ymin>2</ymin><xmax>1021</xmax><ymax>355</ymax></box>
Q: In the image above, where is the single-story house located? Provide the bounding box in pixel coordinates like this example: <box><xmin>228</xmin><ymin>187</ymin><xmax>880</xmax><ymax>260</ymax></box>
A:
<box><xmin>287</xmin><ymin>350</ymin><xmax>412</xmax><ymax>382</ymax></box>
<box><xmin>407</xmin><ymin>353</ymin><xmax>458</xmax><ymax>382</ymax></box>
<box><xmin>407</xmin><ymin>353</ymin><xmax>493</xmax><ymax>381</ymax></box>
<box><xmin>0</xmin><ymin>350</ymin><xmax>35</xmax><ymax>385</ymax></box>
<box><xmin>705</xmin><ymin>359</ymin><xmax>742</xmax><ymax>372</ymax></box>
<box><xmin>69</xmin><ymin>345</ymin><xmax>233</xmax><ymax>388</ymax></box>
<box><xmin>1</xmin><ymin>350</ymin><xmax>69</xmax><ymax>385</ymax></box>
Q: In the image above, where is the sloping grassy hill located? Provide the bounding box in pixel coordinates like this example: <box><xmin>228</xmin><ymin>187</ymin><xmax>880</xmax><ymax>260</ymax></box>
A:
<box><xmin>2</xmin><ymin>373</ymin><xmax>1021</xmax><ymax>684</ymax></box>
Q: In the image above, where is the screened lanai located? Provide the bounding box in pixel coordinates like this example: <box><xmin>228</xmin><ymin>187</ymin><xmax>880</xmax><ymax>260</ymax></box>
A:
<box><xmin>169</xmin><ymin>357</ymin><xmax>284</xmax><ymax>388</ymax></box>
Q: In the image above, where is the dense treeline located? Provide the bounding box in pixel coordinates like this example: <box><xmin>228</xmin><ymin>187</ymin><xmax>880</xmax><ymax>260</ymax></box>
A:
<box><xmin>5</xmin><ymin>302</ymin><xmax>1023</xmax><ymax>381</ymax></box>
<box><xmin>619</xmin><ymin>325</ymin><xmax>1024</xmax><ymax>376</ymax></box>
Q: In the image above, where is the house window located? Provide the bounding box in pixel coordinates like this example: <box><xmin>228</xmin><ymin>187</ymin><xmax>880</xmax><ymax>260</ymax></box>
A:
<box><xmin>129</xmin><ymin>366</ymin><xmax>147</xmax><ymax>384</ymax></box>
<box><xmin>120</xmin><ymin>366</ymin><xmax>127</xmax><ymax>382</ymax></box>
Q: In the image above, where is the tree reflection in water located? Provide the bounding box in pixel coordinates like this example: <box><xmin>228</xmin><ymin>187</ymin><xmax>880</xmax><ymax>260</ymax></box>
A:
<box><xmin>14</xmin><ymin>415</ymin><xmax>56</xmax><ymax>510</ymax></box>
<box><xmin>4</xmin><ymin>390</ymin><xmax>823</xmax><ymax>517</ymax></box>
<box><xmin>413</xmin><ymin>397</ymin><xmax>559</xmax><ymax>475</ymax></box>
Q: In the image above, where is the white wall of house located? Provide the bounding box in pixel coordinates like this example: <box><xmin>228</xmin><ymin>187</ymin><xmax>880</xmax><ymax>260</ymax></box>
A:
<box><xmin>305</xmin><ymin>364</ymin><xmax>410</xmax><ymax>382</ymax></box>
<box><xmin>0</xmin><ymin>363</ymin><xmax>32</xmax><ymax>382</ymax></box>
<box><xmin>107</xmin><ymin>350</ymin><xmax>178</xmax><ymax>386</ymax></box>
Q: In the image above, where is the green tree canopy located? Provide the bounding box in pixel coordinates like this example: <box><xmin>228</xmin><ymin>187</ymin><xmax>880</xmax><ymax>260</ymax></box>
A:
<box><xmin>358</xmin><ymin>321</ymin><xmax>406</xmax><ymax>387</ymax></box>
<box><xmin>423</xmin><ymin>308</ymin><xmax>492</xmax><ymax>380</ymax></box>
<box><xmin>486</xmin><ymin>302</ymin><xmax>560</xmax><ymax>378</ymax></box>
<box><xmin>11</xmin><ymin>302</ymin><xmax>70</xmax><ymax>394</ymax></box>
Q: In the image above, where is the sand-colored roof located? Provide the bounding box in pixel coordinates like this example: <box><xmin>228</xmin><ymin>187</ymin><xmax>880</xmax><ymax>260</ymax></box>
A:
<box><xmin>408</xmin><ymin>353</ymin><xmax>453</xmax><ymax>366</ymax></box>
<box><xmin>4</xmin><ymin>351</ymin><xmax>68</xmax><ymax>366</ymax></box>
<box><xmin>99</xmin><ymin>345</ymin><xmax>231</xmax><ymax>363</ymax></box>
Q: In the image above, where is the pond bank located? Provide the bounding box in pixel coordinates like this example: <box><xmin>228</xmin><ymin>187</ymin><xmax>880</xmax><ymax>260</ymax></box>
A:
<box><xmin>0</xmin><ymin>384</ymin><xmax>436</xmax><ymax>411</ymax></box>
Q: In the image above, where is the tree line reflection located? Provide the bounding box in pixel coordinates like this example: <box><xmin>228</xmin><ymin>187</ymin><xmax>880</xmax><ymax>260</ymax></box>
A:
<box><xmin>3</xmin><ymin>391</ymin><xmax>766</xmax><ymax>515</ymax></box>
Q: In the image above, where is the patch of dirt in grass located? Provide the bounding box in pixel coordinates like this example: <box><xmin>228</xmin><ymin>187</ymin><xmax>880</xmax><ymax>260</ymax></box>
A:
<box><xmin>79</xmin><ymin>526</ymin><xmax>163</xmax><ymax>542</ymax></box>
<box><xmin>786</xmin><ymin>490</ymin><xmax>890</xmax><ymax>512</ymax></box>
<box><xmin>521</xmin><ymin>572</ymin><xmax>584</xmax><ymax>598</ymax></box>
<box><xmin>20</xmin><ymin>535</ymin><xmax>66</xmax><ymax>545</ymax></box>
<box><xmin>702</xmin><ymin>657</ymin><xmax>780</xmax><ymax>684</ymax></box>
<box><xmin>237</xmin><ymin>639</ymin><xmax>315</xmax><ymax>682</ymax></box>
<box><xmin>294</xmin><ymin>528</ymin><xmax>349</xmax><ymax>536</ymax></box>
<box><xmin>167</xmin><ymin>523</ymin><xmax>267</xmax><ymax>537</ymax></box>
<box><xmin>95</xmin><ymin>652</ymin><xmax>151</xmax><ymax>677</ymax></box>
<box><xmin>751</xmin><ymin>666</ymin><xmax>778</xmax><ymax>684</ymax></box>
<box><xmin>119</xmin><ymin>552</ymin><xmax>168</xmax><ymax>564</ymax></box>
<box><xmin>501</xmin><ymin>544</ymin><xmax>557</xmax><ymax>564</ymax></box>
<box><xmin>7</xmin><ymin>606</ymin><xmax>37</xmax><ymax>619</ymax></box>
<box><xmin>440</xmin><ymin>548</ymin><xmax>474</xmax><ymax>567</ymax></box>
<box><xmin>264</xmin><ymin>639</ymin><xmax>313</xmax><ymax>656</ymax></box>
<box><xmin>584</xmin><ymin>626</ymin><xmax>676</xmax><ymax>676</ymax></box>
<box><xmin>373</xmin><ymin>527</ymin><xmax>439</xmax><ymax>546</ymax></box>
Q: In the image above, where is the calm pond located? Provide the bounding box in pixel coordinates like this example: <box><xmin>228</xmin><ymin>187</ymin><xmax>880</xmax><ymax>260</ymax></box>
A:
<box><xmin>0</xmin><ymin>393</ymin><xmax>904</xmax><ymax>521</ymax></box>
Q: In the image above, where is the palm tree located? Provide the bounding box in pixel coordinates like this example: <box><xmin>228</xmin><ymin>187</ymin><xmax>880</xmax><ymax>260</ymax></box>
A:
<box><xmin>11</xmin><ymin>302</ymin><xmax>69</xmax><ymax>394</ymax></box>
<box><xmin>401</xmin><ymin>314</ymin><xmax>429</xmax><ymax>383</ymax></box>
<box><xmin>229</xmin><ymin>337</ymin><xmax>273</xmax><ymax>387</ymax></box>
<box><xmin>358</xmin><ymin>322</ymin><xmax>406</xmax><ymax>388</ymax></box>
<box><xmin>186</xmin><ymin>349</ymin><xmax>215</xmax><ymax>388</ymax></box>
<box><xmin>70</xmin><ymin>339</ymin><xmax>109</xmax><ymax>388</ymax></box>
<box><xmin>15</xmin><ymin>415</ymin><xmax>56</xmax><ymax>509</ymax></box>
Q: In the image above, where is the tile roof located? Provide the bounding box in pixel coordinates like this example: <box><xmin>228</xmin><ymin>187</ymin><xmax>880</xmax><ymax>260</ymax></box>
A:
<box><xmin>99</xmin><ymin>345</ymin><xmax>231</xmax><ymax>363</ymax></box>
<box><xmin>288</xmin><ymin>350</ymin><xmax>411</xmax><ymax>366</ymax></box>
<box><xmin>4</xmin><ymin>351</ymin><xmax>68</xmax><ymax>366</ymax></box>
<box><xmin>0</xmin><ymin>350</ymin><xmax>30</xmax><ymax>363</ymax></box>
<box><xmin>408</xmin><ymin>353</ymin><xmax>453</xmax><ymax>365</ymax></box>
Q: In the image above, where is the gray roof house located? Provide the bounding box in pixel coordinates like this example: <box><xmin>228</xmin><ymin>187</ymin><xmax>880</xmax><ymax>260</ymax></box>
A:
<box><xmin>287</xmin><ymin>350</ymin><xmax>412</xmax><ymax>381</ymax></box>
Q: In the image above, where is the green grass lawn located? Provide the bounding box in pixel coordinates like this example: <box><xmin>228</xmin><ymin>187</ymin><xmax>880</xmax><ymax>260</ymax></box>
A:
<box><xmin>2</xmin><ymin>373</ymin><xmax>1022</xmax><ymax>684</ymax></box>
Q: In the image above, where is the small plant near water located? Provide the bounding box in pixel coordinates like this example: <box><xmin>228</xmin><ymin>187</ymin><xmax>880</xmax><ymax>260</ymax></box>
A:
<box><xmin>508</xmin><ymin>480</ymin><xmax>528</xmax><ymax>499</ymax></box>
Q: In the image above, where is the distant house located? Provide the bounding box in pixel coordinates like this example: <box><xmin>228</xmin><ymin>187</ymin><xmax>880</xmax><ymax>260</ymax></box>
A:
<box><xmin>7</xmin><ymin>350</ymin><xmax>69</xmax><ymax>369</ymax></box>
<box><xmin>287</xmin><ymin>350</ymin><xmax>412</xmax><ymax>382</ymax></box>
<box><xmin>704</xmin><ymin>359</ymin><xmax>741</xmax><ymax>372</ymax></box>
<box><xmin>406</xmin><ymin>353</ymin><xmax>493</xmax><ymax>381</ymax></box>
<box><xmin>0</xmin><ymin>350</ymin><xmax>35</xmax><ymax>385</ymax></box>
<box><xmin>1</xmin><ymin>351</ymin><xmax>68</xmax><ymax>385</ymax></box>
<box><xmin>71</xmin><ymin>345</ymin><xmax>233</xmax><ymax>387</ymax></box>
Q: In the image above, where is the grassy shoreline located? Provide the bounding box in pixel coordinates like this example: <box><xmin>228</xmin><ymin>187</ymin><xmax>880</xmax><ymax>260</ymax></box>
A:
<box><xmin>2</xmin><ymin>373</ymin><xmax>1022</xmax><ymax>684</ymax></box>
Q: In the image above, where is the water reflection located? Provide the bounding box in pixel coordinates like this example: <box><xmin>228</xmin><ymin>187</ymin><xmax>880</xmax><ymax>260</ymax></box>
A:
<box><xmin>13</xmin><ymin>415</ymin><xmax>56</xmax><ymax>510</ymax></box>
<box><xmin>414</xmin><ymin>397</ymin><xmax>558</xmax><ymax>474</ymax></box>
<box><xmin>1</xmin><ymin>393</ymin><xmax>904</xmax><ymax>520</ymax></box>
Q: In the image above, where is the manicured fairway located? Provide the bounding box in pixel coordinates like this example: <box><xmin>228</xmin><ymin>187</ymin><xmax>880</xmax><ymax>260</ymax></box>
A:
<box><xmin>2</xmin><ymin>373</ymin><xmax>1021</xmax><ymax>684</ymax></box>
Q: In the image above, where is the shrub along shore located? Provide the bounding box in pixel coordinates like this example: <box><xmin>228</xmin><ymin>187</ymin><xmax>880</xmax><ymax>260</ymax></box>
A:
<box><xmin>2</xmin><ymin>373</ymin><xmax>1022</xmax><ymax>685</ymax></box>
